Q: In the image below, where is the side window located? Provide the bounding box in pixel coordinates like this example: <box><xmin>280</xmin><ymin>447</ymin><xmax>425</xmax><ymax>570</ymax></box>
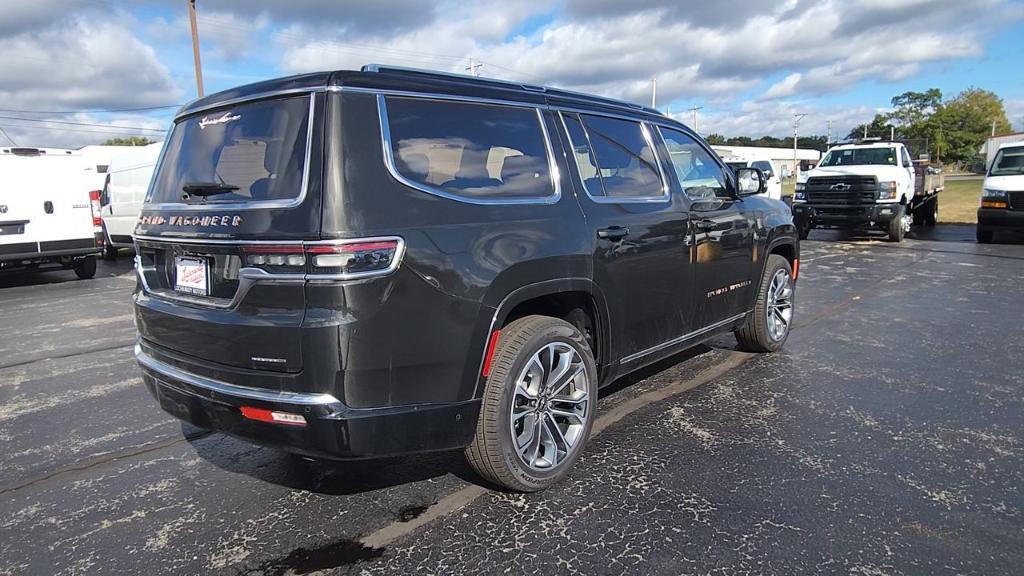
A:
<box><xmin>562</xmin><ymin>112</ymin><xmax>665</xmax><ymax>199</ymax></box>
<box><xmin>658</xmin><ymin>128</ymin><xmax>729</xmax><ymax>200</ymax></box>
<box><xmin>383</xmin><ymin>97</ymin><xmax>554</xmax><ymax>201</ymax></box>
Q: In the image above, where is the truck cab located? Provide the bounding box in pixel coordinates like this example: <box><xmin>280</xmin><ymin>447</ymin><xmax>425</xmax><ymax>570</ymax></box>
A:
<box><xmin>792</xmin><ymin>141</ymin><xmax>936</xmax><ymax>242</ymax></box>
<box><xmin>977</xmin><ymin>143</ymin><xmax>1024</xmax><ymax>243</ymax></box>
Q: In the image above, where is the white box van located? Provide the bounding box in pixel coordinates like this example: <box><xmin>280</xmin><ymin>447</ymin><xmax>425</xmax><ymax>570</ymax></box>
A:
<box><xmin>99</xmin><ymin>142</ymin><xmax>162</xmax><ymax>259</ymax></box>
<box><xmin>0</xmin><ymin>147</ymin><xmax>103</xmax><ymax>279</ymax></box>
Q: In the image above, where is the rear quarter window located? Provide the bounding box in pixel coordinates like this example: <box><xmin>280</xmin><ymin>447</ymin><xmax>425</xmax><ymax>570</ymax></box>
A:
<box><xmin>382</xmin><ymin>97</ymin><xmax>556</xmax><ymax>203</ymax></box>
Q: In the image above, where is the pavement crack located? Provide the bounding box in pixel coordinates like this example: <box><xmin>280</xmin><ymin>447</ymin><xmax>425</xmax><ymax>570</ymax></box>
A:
<box><xmin>0</xmin><ymin>341</ymin><xmax>136</xmax><ymax>371</ymax></box>
<box><xmin>0</xmin><ymin>430</ymin><xmax>214</xmax><ymax>497</ymax></box>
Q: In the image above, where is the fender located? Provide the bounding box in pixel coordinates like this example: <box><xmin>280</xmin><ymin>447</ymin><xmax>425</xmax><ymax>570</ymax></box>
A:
<box><xmin>467</xmin><ymin>278</ymin><xmax>612</xmax><ymax>399</ymax></box>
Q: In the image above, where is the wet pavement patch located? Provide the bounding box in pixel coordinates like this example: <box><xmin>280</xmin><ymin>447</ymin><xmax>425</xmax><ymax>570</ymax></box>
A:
<box><xmin>242</xmin><ymin>538</ymin><xmax>384</xmax><ymax>575</ymax></box>
<box><xmin>397</xmin><ymin>504</ymin><xmax>429</xmax><ymax>522</ymax></box>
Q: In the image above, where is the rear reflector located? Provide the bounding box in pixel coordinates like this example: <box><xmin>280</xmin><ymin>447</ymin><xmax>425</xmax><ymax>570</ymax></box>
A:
<box><xmin>792</xmin><ymin>258</ymin><xmax>799</xmax><ymax>281</ymax></box>
<box><xmin>481</xmin><ymin>329</ymin><xmax>501</xmax><ymax>377</ymax></box>
<box><xmin>240</xmin><ymin>406</ymin><xmax>307</xmax><ymax>426</ymax></box>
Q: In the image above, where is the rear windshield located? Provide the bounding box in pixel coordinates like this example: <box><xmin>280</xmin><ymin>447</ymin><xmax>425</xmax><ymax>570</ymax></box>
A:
<box><xmin>989</xmin><ymin>147</ymin><xmax>1024</xmax><ymax>176</ymax></box>
<box><xmin>148</xmin><ymin>95</ymin><xmax>310</xmax><ymax>205</ymax></box>
<box><xmin>820</xmin><ymin>147</ymin><xmax>897</xmax><ymax>167</ymax></box>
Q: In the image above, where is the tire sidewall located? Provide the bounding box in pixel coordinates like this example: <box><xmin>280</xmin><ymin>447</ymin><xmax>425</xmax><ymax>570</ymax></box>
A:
<box><xmin>760</xmin><ymin>256</ymin><xmax>794</xmax><ymax>351</ymax></box>
<box><xmin>488</xmin><ymin>319</ymin><xmax>598</xmax><ymax>490</ymax></box>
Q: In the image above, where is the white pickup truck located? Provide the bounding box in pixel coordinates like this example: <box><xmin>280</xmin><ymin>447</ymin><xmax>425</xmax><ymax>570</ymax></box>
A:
<box><xmin>791</xmin><ymin>141</ymin><xmax>943</xmax><ymax>242</ymax></box>
<box><xmin>0</xmin><ymin>147</ymin><xmax>104</xmax><ymax>279</ymax></box>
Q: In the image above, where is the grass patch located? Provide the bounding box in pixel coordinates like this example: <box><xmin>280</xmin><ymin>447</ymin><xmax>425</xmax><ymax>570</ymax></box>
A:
<box><xmin>939</xmin><ymin>179</ymin><xmax>982</xmax><ymax>224</ymax></box>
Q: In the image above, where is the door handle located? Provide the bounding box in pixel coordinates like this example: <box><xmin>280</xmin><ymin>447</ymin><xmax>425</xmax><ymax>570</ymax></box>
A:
<box><xmin>597</xmin><ymin>226</ymin><xmax>629</xmax><ymax>241</ymax></box>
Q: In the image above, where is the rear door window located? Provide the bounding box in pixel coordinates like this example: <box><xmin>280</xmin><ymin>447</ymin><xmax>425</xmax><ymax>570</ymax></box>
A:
<box><xmin>562</xmin><ymin>112</ymin><xmax>665</xmax><ymax>200</ymax></box>
<box><xmin>148</xmin><ymin>95</ymin><xmax>311</xmax><ymax>206</ymax></box>
<box><xmin>382</xmin><ymin>97</ymin><xmax>555</xmax><ymax>202</ymax></box>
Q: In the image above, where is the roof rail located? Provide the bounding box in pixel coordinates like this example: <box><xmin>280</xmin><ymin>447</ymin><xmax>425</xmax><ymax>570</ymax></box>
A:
<box><xmin>360</xmin><ymin>63</ymin><xmax>662</xmax><ymax>116</ymax></box>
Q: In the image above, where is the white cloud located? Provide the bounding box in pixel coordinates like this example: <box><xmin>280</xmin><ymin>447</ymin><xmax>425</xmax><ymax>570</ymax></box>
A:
<box><xmin>682</xmin><ymin>99</ymin><xmax>885</xmax><ymax>141</ymax></box>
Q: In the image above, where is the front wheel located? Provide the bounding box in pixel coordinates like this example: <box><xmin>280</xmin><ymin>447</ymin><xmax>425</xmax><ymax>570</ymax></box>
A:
<box><xmin>735</xmin><ymin>255</ymin><xmax>794</xmax><ymax>353</ymax></box>
<box><xmin>887</xmin><ymin>205</ymin><xmax>906</xmax><ymax>242</ymax></box>
<box><xmin>465</xmin><ymin>315</ymin><xmax>598</xmax><ymax>492</ymax></box>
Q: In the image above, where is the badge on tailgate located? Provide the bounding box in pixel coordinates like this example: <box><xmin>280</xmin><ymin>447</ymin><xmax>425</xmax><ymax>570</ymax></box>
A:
<box><xmin>174</xmin><ymin>256</ymin><xmax>209</xmax><ymax>296</ymax></box>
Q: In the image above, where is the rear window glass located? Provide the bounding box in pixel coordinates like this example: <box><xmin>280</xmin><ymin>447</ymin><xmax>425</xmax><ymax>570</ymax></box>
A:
<box><xmin>384</xmin><ymin>97</ymin><xmax>554</xmax><ymax>201</ymax></box>
<box><xmin>148</xmin><ymin>95</ymin><xmax>310</xmax><ymax>205</ymax></box>
<box><xmin>563</xmin><ymin>113</ymin><xmax>663</xmax><ymax>199</ymax></box>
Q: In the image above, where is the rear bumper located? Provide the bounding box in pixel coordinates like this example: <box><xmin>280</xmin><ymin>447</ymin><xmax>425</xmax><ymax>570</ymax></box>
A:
<box><xmin>136</xmin><ymin>343</ymin><xmax>480</xmax><ymax>459</ymax></box>
<box><xmin>977</xmin><ymin>208</ymin><xmax>1024</xmax><ymax>231</ymax></box>
<box><xmin>793</xmin><ymin>202</ymin><xmax>900</xmax><ymax>228</ymax></box>
<box><xmin>0</xmin><ymin>239</ymin><xmax>101</xmax><ymax>264</ymax></box>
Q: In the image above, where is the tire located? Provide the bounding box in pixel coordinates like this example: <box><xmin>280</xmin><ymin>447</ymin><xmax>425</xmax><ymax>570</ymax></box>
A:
<box><xmin>798</xmin><ymin>222</ymin><xmax>811</xmax><ymax>241</ymax></box>
<box><xmin>73</xmin><ymin>256</ymin><xmax>97</xmax><ymax>280</ymax></box>
<box><xmin>735</xmin><ymin>254</ymin><xmax>794</xmax><ymax>353</ymax></box>
<box><xmin>924</xmin><ymin>196</ymin><xmax>938</xmax><ymax>226</ymax></box>
<box><xmin>465</xmin><ymin>315</ymin><xmax>598</xmax><ymax>492</ymax></box>
<box><xmin>976</xmin><ymin>226</ymin><xmax>993</xmax><ymax>244</ymax></box>
<box><xmin>103</xmin><ymin>242</ymin><xmax>118</xmax><ymax>261</ymax></box>
<box><xmin>887</xmin><ymin>205</ymin><xmax>906</xmax><ymax>242</ymax></box>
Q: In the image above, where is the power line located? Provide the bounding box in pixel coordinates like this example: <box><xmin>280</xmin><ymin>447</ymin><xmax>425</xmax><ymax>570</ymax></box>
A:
<box><xmin>0</xmin><ymin>116</ymin><xmax>166</xmax><ymax>133</ymax></box>
<box><xmin>0</xmin><ymin>104</ymin><xmax>181</xmax><ymax>115</ymax></box>
<box><xmin>0</xmin><ymin>124</ymin><xmax>162</xmax><ymax>137</ymax></box>
<box><xmin>0</xmin><ymin>127</ymin><xmax>17</xmax><ymax>146</ymax></box>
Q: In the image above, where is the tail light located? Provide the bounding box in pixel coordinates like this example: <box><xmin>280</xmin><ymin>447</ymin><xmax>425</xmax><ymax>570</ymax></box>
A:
<box><xmin>240</xmin><ymin>237</ymin><xmax>404</xmax><ymax>280</ymax></box>
<box><xmin>88</xmin><ymin>190</ymin><xmax>102</xmax><ymax>227</ymax></box>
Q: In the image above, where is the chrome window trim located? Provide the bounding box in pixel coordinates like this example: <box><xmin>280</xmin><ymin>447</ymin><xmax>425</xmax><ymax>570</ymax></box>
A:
<box><xmin>558</xmin><ymin>111</ymin><xmax>671</xmax><ymax>205</ymax></box>
<box><xmin>136</xmin><ymin>344</ymin><xmax>341</xmax><ymax>405</ymax></box>
<box><xmin>375</xmin><ymin>94</ymin><xmax>561</xmax><ymax>206</ymax></box>
<box><xmin>145</xmin><ymin>94</ymin><xmax>317</xmax><ymax>212</ymax></box>
<box><xmin>619</xmin><ymin>311</ymin><xmax>751</xmax><ymax>364</ymax></box>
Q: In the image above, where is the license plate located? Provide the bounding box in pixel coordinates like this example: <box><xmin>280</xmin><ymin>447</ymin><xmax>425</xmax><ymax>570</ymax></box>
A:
<box><xmin>174</xmin><ymin>257</ymin><xmax>209</xmax><ymax>296</ymax></box>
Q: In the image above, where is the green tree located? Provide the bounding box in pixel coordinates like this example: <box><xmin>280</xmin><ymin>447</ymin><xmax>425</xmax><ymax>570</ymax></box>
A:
<box><xmin>102</xmin><ymin>136</ymin><xmax>156</xmax><ymax>146</ymax></box>
<box><xmin>933</xmin><ymin>88</ymin><xmax>1011</xmax><ymax>165</ymax></box>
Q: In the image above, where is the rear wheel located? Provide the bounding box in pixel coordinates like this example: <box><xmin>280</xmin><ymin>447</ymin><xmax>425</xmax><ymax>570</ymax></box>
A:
<box><xmin>887</xmin><ymin>205</ymin><xmax>906</xmax><ymax>242</ymax></box>
<box><xmin>466</xmin><ymin>315</ymin><xmax>597</xmax><ymax>492</ymax></box>
<box><xmin>976</xmin><ymin>226</ymin><xmax>994</xmax><ymax>244</ymax></box>
<box><xmin>73</xmin><ymin>256</ymin><xmax>97</xmax><ymax>280</ymax></box>
<box><xmin>735</xmin><ymin>254</ymin><xmax>794</xmax><ymax>353</ymax></box>
<box><xmin>924</xmin><ymin>196</ymin><xmax>938</xmax><ymax>226</ymax></box>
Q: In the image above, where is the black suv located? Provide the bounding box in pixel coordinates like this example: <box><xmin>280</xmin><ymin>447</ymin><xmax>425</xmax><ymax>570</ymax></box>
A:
<box><xmin>134</xmin><ymin>65</ymin><xmax>799</xmax><ymax>491</ymax></box>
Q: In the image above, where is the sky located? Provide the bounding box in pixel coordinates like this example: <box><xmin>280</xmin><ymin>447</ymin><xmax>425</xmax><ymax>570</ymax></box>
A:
<box><xmin>1</xmin><ymin>0</ymin><xmax>1022</xmax><ymax>148</ymax></box>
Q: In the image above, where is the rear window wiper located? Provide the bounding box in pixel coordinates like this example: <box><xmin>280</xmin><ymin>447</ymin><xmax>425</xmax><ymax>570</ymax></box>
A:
<box><xmin>182</xmin><ymin>181</ymin><xmax>240</xmax><ymax>198</ymax></box>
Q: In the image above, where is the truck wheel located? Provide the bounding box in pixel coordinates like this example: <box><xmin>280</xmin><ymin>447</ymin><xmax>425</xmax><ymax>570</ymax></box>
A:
<box><xmin>103</xmin><ymin>242</ymin><xmax>118</xmax><ymax>261</ymax></box>
<box><xmin>735</xmin><ymin>254</ymin><xmax>794</xmax><ymax>353</ymax></box>
<box><xmin>798</xmin><ymin>222</ymin><xmax>811</xmax><ymax>241</ymax></box>
<box><xmin>976</xmin><ymin>226</ymin><xmax>993</xmax><ymax>244</ymax></box>
<box><xmin>887</xmin><ymin>205</ymin><xmax>906</xmax><ymax>242</ymax></box>
<box><xmin>465</xmin><ymin>315</ymin><xmax>597</xmax><ymax>492</ymax></box>
<box><xmin>73</xmin><ymin>256</ymin><xmax>97</xmax><ymax>280</ymax></box>
<box><xmin>924</xmin><ymin>196</ymin><xmax>938</xmax><ymax>226</ymax></box>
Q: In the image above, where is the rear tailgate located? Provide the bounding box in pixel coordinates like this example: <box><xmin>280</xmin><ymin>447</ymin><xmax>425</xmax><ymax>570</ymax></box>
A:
<box><xmin>133</xmin><ymin>92</ymin><xmax>322</xmax><ymax>376</ymax></box>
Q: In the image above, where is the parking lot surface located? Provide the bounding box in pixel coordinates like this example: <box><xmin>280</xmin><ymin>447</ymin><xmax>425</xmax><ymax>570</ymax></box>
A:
<box><xmin>1</xmin><ymin>225</ymin><xmax>1022</xmax><ymax>575</ymax></box>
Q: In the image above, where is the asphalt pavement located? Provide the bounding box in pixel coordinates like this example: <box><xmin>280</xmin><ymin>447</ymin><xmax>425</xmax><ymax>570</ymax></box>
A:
<box><xmin>1</xmin><ymin>225</ymin><xmax>1022</xmax><ymax>576</ymax></box>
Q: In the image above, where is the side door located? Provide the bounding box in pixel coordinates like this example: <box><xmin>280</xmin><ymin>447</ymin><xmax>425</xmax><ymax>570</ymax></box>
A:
<box><xmin>657</xmin><ymin>127</ymin><xmax>758</xmax><ymax>329</ymax></box>
<box><xmin>558</xmin><ymin>111</ymin><xmax>695</xmax><ymax>364</ymax></box>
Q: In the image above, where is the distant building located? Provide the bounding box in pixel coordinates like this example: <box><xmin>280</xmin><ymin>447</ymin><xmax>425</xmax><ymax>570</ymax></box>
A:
<box><xmin>981</xmin><ymin>132</ymin><xmax>1024</xmax><ymax>169</ymax></box>
<box><xmin>712</xmin><ymin>145</ymin><xmax>821</xmax><ymax>177</ymax></box>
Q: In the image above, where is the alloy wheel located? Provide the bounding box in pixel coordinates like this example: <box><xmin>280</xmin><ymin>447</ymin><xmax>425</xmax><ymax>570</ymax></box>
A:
<box><xmin>766</xmin><ymin>268</ymin><xmax>793</xmax><ymax>341</ymax></box>
<box><xmin>509</xmin><ymin>342</ymin><xmax>590</xmax><ymax>471</ymax></box>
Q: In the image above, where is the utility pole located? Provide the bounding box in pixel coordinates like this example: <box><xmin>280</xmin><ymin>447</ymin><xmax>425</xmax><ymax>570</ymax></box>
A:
<box><xmin>465</xmin><ymin>58</ymin><xmax>482</xmax><ymax>77</ymax></box>
<box><xmin>188</xmin><ymin>0</ymin><xmax>204</xmax><ymax>97</ymax></box>
<box><xmin>891</xmin><ymin>126</ymin><xmax>895</xmax><ymax>142</ymax></box>
<box><xmin>992</xmin><ymin>119</ymin><xmax>997</xmax><ymax>137</ymax></box>
<box><xmin>651</xmin><ymin>78</ymin><xmax>657</xmax><ymax>109</ymax></box>
<box><xmin>826</xmin><ymin>120</ymin><xmax>832</xmax><ymax>146</ymax></box>
<box><xmin>793</xmin><ymin>113</ymin><xmax>807</xmax><ymax>181</ymax></box>
<box><xmin>688</xmin><ymin>106</ymin><xmax>703</xmax><ymax>132</ymax></box>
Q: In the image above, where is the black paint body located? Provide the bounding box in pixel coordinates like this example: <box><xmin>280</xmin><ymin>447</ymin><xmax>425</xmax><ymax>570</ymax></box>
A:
<box><xmin>133</xmin><ymin>68</ymin><xmax>799</xmax><ymax>459</ymax></box>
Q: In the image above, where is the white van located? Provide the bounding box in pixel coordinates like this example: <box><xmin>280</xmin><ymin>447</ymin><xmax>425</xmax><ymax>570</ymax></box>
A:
<box><xmin>977</xmin><ymin>142</ymin><xmax>1024</xmax><ymax>243</ymax></box>
<box><xmin>0</xmin><ymin>147</ymin><xmax>103</xmax><ymax>279</ymax></box>
<box><xmin>724</xmin><ymin>158</ymin><xmax>783</xmax><ymax>200</ymax></box>
<box><xmin>99</xmin><ymin>142</ymin><xmax>162</xmax><ymax>259</ymax></box>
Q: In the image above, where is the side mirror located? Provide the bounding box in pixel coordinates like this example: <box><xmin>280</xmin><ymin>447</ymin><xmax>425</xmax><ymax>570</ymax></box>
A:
<box><xmin>735</xmin><ymin>167</ymin><xmax>766</xmax><ymax>197</ymax></box>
